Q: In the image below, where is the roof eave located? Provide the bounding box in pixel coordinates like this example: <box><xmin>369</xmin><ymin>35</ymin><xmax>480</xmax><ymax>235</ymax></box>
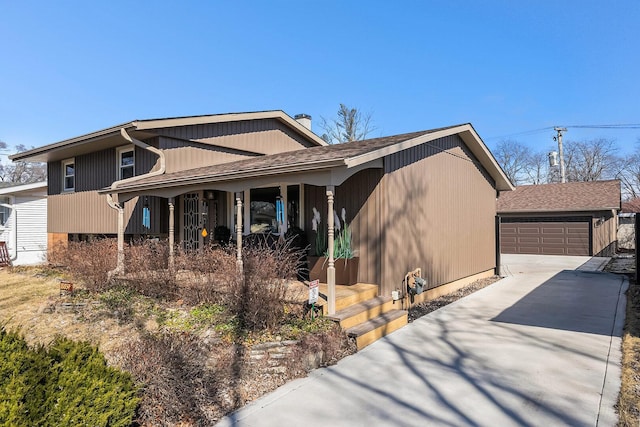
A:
<box><xmin>98</xmin><ymin>158</ymin><xmax>346</xmax><ymax>195</ymax></box>
<box><xmin>135</xmin><ymin>111</ymin><xmax>328</xmax><ymax>147</ymax></box>
<box><xmin>498</xmin><ymin>207</ymin><xmax>620</xmax><ymax>214</ymax></box>
<box><xmin>9</xmin><ymin>122</ymin><xmax>137</xmax><ymax>162</ymax></box>
<box><xmin>0</xmin><ymin>181</ymin><xmax>48</xmax><ymax>195</ymax></box>
<box><xmin>345</xmin><ymin>123</ymin><xmax>514</xmax><ymax>192</ymax></box>
<box><xmin>10</xmin><ymin>111</ymin><xmax>327</xmax><ymax>163</ymax></box>
<box><xmin>458</xmin><ymin>125</ymin><xmax>514</xmax><ymax>192</ymax></box>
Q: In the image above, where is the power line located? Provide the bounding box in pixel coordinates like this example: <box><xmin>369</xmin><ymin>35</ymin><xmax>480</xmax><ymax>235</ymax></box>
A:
<box><xmin>562</xmin><ymin>124</ymin><xmax>640</xmax><ymax>129</ymax></box>
<box><xmin>485</xmin><ymin>127</ymin><xmax>555</xmax><ymax>141</ymax></box>
<box><xmin>487</xmin><ymin>124</ymin><xmax>640</xmax><ymax>141</ymax></box>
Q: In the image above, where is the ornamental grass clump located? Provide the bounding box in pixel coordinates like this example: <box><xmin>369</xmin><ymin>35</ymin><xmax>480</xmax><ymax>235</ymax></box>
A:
<box><xmin>311</xmin><ymin>207</ymin><xmax>327</xmax><ymax>256</ymax></box>
<box><xmin>312</xmin><ymin>207</ymin><xmax>355</xmax><ymax>259</ymax></box>
<box><xmin>328</xmin><ymin>208</ymin><xmax>355</xmax><ymax>259</ymax></box>
<box><xmin>333</xmin><ymin>219</ymin><xmax>354</xmax><ymax>260</ymax></box>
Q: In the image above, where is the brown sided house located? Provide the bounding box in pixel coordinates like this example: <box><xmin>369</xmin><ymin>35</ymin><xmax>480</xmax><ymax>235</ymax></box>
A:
<box><xmin>12</xmin><ymin>112</ymin><xmax>512</xmax><ymax>343</ymax></box>
<box><xmin>497</xmin><ymin>180</ymin><xmax>621</xmax><ymax>256</ymax></box>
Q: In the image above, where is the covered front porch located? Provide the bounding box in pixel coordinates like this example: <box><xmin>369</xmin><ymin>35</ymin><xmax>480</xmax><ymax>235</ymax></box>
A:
<box><xmin>102</xmin><ymin>160</ymin><xmax>379</xmax><ymax>316</ymax></box>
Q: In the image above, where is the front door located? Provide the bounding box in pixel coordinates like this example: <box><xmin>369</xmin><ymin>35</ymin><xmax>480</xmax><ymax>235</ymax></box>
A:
<box><xmin>181</xmin><ymin>192</ymin><xmax>207</xmax><ymax>250</ymax></box>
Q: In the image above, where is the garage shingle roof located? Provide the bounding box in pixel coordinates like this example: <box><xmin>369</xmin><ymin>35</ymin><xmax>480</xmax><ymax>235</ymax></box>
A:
<box><xmin>497</xmin><ymin>180</ymin><xmax>621</xmax><ymax>213</ymax></box>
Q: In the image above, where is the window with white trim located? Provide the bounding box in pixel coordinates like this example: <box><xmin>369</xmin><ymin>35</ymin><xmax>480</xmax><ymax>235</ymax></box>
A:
<box><xmin>62</xmin><ymin>159</ymin><xmax>75</xmax><ymax>192</ymax></box>
<box><xmin>118</xmin><ymin>147</ymin><xmax>135</xmax><ymax>180</ymax></box>
<box><xmin>0</xmin><ymin>197</ymin><xmax>10</xmax><ymax>227</ymax></box>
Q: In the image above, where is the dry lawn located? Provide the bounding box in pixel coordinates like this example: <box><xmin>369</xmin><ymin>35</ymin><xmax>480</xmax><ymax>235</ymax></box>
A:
<box><xmin>0</xmin><ymin>267</ymin><xmax>139</xmax><ymax>355</ymax></box>
<box><xmin>618</xmin><ymin>277</ymin><xmax>640</xmax><ymax>426</ymax></box>
<box><xmin>6</xmin><ymin>263</ymin><xmax>639</xmax><ymax>425</ymax></box>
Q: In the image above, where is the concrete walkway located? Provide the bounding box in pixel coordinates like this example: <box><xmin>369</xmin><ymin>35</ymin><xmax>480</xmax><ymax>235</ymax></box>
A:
<box><xmin>216</xmin><ymin>255</ymin><xmax>627</xmax><ymax>427</ymax></box>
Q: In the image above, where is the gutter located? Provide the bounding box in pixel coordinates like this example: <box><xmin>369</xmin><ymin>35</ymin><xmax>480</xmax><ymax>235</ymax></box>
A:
<box><xmin>99</xmin><ymin>158</ymin><xmax>347</xmax><ymax>195</ymax></box>
<box><xmin>0</xmin><ymin>198</ymin><xmax>18</xmax><ymax>262</ymax></box>
<box><xmin>107</xmin><ymin>128</ymin><xmax>166</xmax><ymax>275</ymax></box>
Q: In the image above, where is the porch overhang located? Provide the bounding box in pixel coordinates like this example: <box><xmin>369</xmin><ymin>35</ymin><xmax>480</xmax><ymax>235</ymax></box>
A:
<box><xmin>98</xmin><ymin>158</ymin><xmax>383</xmax><ymax>203</ymax></box>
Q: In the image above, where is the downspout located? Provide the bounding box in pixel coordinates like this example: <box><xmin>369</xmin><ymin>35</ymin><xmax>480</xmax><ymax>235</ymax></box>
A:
<box><xmin>107</xmin><ymin>128</ymin><xmax>166</xmax><ymax>275</ymax></box>
<box><xmin>0</xmin><ymin>198</ymin><xmax>18</xmax><ymax>262</ymax></box>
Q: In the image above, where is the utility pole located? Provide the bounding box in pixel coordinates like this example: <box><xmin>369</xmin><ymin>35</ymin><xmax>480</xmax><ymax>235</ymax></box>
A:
<box><xmin>554</xmin><ymin>127</ymin><xmax>567</xmax><ymax>183</ymax></box>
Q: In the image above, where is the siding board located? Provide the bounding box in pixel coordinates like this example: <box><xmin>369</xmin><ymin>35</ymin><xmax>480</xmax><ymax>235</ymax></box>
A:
<box><xmin>304</xmin><ymin>135</ymin><xmax>497</xmax><ymax>295</ymax></box>
<box><xmin>48</xmin><ymin>192</ymin><xmax>165</xmax><ymax>235</ymax></box>
<box><xmin>48</xmin><ymin>162</ymin><xmax>62</xmax><ymax>195</ymax></box>
<box><xmin>380</xmin><ymin>135</ymin><xmax>496</xmax><ymax>294</ymax></box>
<box><xmin>159</xmin><ymin>137</ymin><xmax>253</xmax><ymax>174</ymax></box>
<box><xmin>153</xmin><ymin>118</ymin><xmax>315</xmax><ymax>156</ymax></box>
<box><xmin>0</xmin><ymin>195</ymin><xmax>47</xmax><ymax>265</ymax></box>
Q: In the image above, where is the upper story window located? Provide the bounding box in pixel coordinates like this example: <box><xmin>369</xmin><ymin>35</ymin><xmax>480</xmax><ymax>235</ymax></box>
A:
<box><xmin>62</xmin><ymin>159</ymin><xmax>75</xmax><ymax>192</ymax></box>
<box><xmin>118</xmin><ymin>147</ymin><xmax>135</xmax><ymax>180</ymax></box>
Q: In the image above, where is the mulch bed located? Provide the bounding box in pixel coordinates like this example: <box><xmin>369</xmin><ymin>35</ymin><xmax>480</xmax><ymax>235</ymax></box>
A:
<box><xmin>408</xmin><ymin>276</ymin><xmax>501</xmax><ymax>322</ymax></box>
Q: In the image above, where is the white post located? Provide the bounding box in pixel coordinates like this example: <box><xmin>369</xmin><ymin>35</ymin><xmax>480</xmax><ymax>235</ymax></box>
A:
<box><xmin>168</xmin><ymin>197</ymin><xmax>175</xmax><ymax>269</ymax></box>
<box><xmin>117</xmin><ymin>204</ymin><xmax>125</xmax><ymax>273</ymax></box>
<box><xmin>243</xmin><ymin>189</ymin><xmax>250</xmax><ymax>235</ymax></box>
<box><xmin>236</xmin><ymin>193</ymin><xmax>243</xmax><ymax>269</ymax></box>
<box><xmin>326</xmin><ymin>185</ymin><xmax>336</xmax><ymax>315</ymax></box>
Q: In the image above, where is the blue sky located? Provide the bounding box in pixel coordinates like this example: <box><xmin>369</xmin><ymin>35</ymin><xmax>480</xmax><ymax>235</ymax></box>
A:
<box><xmin>1</xmin><ymin>1</ymin><xmax>638</xmax><ymax>157</ymax></box>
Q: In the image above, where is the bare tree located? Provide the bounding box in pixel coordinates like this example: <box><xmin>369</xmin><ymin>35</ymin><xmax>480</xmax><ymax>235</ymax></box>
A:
<box><xmin>493</xmin><ymin>140</ymin><xmax>534</xmax><ymax>186</ymax></box>
<box><xmin>526</xmin><ymin>151</ymin><xmax>552</xmax><ymax>184</ymax></box>
<box><xmin>617</xmin><ymin>139</ymin><xmax>640</xmax><ymax>199</ymax></box>
<box><xmin>0</xmin><ymin>143</ymin><xmax>47</xmax><ymax>184</ymax></box>
<box><xmin>562</xmin><ymin>138</ymin><xmax>620</xmax><ymax>182</ymax></box>
<box><xmin>494</xmin><ymin>136</ymin><xmax>634</xmax><ymax>193</ymax></box>
<box><xmin>319</xmin><ymin>104</ymin><xmax>375</xmax><ymax>144</ymax></box>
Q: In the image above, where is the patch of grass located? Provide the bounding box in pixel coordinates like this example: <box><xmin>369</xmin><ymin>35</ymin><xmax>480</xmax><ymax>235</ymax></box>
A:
<box><xmin>99</xmin><ymin>287</ymin><xmax>135</xmax><ymax>309</ymax></box>
<box><xmin>190</xmin><ymin>303</ymin><xmax>225</xmax><ymax>323</ymax></box>
<box><xmin>155</xmin><ymin>304</ymin><xmax>230</xmax><ymax>333</ymax></box>
<box><xmin>279</xmin><ymin>317</ymin><xmax>336</xmax><ymax>340</ymax></box>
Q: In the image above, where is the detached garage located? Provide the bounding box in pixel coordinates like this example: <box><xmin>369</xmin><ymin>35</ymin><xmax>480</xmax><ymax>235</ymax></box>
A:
<box><xmin>497</xmin><ymin>180</ymin><xmax>621</xmax><ymax>256</ymax></box>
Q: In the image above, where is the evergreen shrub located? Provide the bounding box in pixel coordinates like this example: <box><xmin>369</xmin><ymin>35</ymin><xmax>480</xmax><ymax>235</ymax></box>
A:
<box><xmin>0</xmin><ymin>328</ymin><xmax>139</xmax><ymax>427</ymax></box>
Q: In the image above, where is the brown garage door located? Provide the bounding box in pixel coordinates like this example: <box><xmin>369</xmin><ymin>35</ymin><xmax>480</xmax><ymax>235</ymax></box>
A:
<box><xmin>500</xmin><ymin>218</ymin><xmax>590</xmax><ymax>256</ymax></box>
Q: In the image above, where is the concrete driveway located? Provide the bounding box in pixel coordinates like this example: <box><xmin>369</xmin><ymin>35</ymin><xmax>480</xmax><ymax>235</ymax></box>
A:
<box><xmin>216</xmin><ymin>254</ymin><xmax>627</xmax><ymax>427</ymax></box>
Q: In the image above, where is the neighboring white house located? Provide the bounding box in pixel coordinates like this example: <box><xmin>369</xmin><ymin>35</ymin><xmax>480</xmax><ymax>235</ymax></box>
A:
<box><xmin>0</xmin><ymin>181</ymin><xmax>47</xmax><ymax>265</ymax></box>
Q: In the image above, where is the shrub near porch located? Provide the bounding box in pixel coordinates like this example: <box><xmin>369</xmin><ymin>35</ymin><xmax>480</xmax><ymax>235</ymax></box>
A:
<box><xmin>44</xmin><ymin>238</ymin><xmax>355</xmax><ymax>425</ymax></box>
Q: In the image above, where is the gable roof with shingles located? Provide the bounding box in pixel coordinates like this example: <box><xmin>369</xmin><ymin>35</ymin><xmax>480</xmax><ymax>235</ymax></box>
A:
<box><xmin>497</xmin><ymin>180</ymin><xmax>621</xmax><ymax>213</ymax></box>
<box><xmin>9</xmin><ymin>110</ymin><xmax>327</xmax><ymax>163</ymax></box>
<box><xmin>102</xmin><ymin>123</ymin><xmax>514</xmax><ymax>195</ymax></box>
<box><xmin>622</xmin><ymin>198</ymin><xmax>640</xmax><ymax>213</ymax></box>
<box><xmin>108</xmin><ymin>129</ymin><xmax>435</xmax><ymax>191</ymax></box>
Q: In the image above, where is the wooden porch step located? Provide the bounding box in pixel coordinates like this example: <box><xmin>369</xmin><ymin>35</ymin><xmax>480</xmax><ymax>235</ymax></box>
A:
<box><xmin>327</xmin><ymin>296</ymin><xmax>399</xmax><ymax>330</ymax></box>
<box><xmin>317</xmin><ymin>283</ymin><xmax>379</xmax><ymax>314</ymax></box>
<box><xmin>346</xmin><ymin>309</ymin><xmax>408</xmax><ymax>350</ymax></box>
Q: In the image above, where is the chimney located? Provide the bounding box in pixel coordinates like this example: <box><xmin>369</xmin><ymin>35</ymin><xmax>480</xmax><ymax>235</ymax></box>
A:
<box><xmin>294</xmin><ymin>113</ymin><xmax>312</xmax><ymax>130</ymax></box>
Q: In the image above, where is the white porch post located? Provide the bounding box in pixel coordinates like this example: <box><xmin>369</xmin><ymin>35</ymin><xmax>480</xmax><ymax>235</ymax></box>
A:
<box><xmin>280</xmin><ymin>183</ymin><xmax>288</xmax><ymax>234</ymax></box>
<box><xmin>326</xmin><ymin>185</ymin><xmax>336</xmax><ymax>315</ymax></box>
<box><xmin>236</xmin><ymin>193</ymin><xmax>243</xmax><ymax>269</ymax></box>
<box><xmin>116</xmin><ymin>204</ymin><xmax>125</xmax><ymax>273</ymax></box>
<box><xmin>168</xmin><ymin>197</ymin><xmax>175</xmax><ymax>269</ymax></box>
